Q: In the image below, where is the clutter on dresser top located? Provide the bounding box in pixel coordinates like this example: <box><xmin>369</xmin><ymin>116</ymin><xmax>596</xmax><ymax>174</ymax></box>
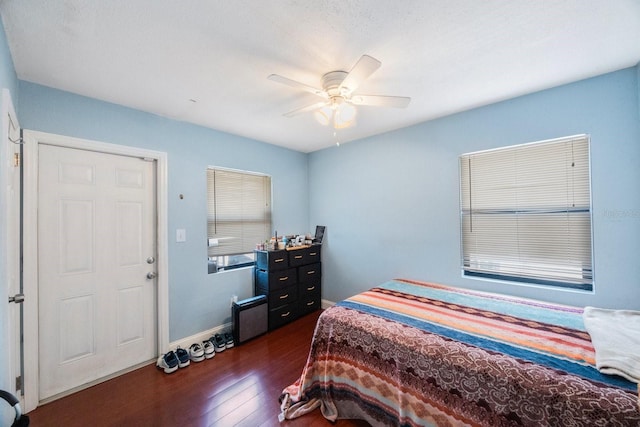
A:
<box><xmin>256</xmin><ymin>226</ymin><xmax>325</xmax><ymax>251</ymax></box>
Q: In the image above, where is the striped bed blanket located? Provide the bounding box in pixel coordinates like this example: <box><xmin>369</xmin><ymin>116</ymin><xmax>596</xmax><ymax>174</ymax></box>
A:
<box><xmin>280</xmin><ymin>279</ymin><xmax>640</xmax><ymax>426</ymax></box>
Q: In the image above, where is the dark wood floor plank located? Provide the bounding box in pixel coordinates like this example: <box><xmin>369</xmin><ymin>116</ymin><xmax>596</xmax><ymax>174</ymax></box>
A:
<box><xmin>26</xmin><ymin>310</ymin><xmax>368</xmax><ymax>426</ymax></box>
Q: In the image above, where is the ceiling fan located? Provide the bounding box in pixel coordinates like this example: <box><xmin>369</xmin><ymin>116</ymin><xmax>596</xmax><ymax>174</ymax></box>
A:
<box><xmin>268</xmin><ymin>55</ymin><xmax>411</xmax><ymax>129</ymax></box>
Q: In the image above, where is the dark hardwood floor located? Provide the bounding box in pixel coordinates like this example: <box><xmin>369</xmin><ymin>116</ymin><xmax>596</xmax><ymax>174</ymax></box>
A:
<box><xmin>27</xmin><ymin>310</ymin><xmax>369</xmax><ymax>427</ymax></box>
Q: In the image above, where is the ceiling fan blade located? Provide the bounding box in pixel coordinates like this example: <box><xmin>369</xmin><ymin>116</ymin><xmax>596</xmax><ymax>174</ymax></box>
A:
<box><xmin>339</xmin><ymin>55</ymin><xmax>382</xmax><ymax>94</ymax></box>
<box><xmin>350</xmin><ymin>95</ymin><xmax>411</xmax><ymax>108</ymax></box>
<box><xmin>267</xmin><ymin>74</ymin><xmax>327</xmax><ymax>98</ymax></box>
<box><xmin>283</xmin><ymin>101</ymin><xmax>328</xmax><ymax>118</ymax></box>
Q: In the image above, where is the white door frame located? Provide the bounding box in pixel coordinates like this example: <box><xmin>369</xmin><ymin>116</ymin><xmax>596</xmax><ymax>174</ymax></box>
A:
<box><xmin>22</xmin><ymin>130</ymin><xmax>169</xmax><ymax>412</ymax></box>
<box><xmin>2</xmin><ymin>89</ymin><xmax>21</xmax><ymax>403</ymax></box>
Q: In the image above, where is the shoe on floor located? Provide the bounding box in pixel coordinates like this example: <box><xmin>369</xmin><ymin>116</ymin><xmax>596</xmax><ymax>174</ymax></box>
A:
<box><xmin>156</xmin><ymin>350</ymin><xmax>179</xmax><ymax>374</ymax></box>
<box><xmin>213</xmin><ymin>334</ymin><xmax>226</xmax><ymax>352</ymax></box>
<box><xmin>189</xmin><ymin>342</ymin><xmax>205</xmax><ymax>362</ymax></box>
<box><xmin>175</xmin><ymin>347</ymin><xmax>190</xmax><ymax>368</ymax></box>
<box><xmin>203</xmin><ymin>340</ymin><xmax>215</xmax><ymax>359</ymax></box>
<box><xmin>224</xmin><ymin>332</ymin><xmax>234</xmax><ymax>349</ymax></box>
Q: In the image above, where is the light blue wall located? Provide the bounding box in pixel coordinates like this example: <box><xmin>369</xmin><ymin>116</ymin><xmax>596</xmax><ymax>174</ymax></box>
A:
<box><xmin>309</xmin><ymin>66</ymin><xmax>640</xmax><ymax>310</ymax></box>
<box><xmin>0</xmin><ymin>20</ymin><xmax>17</xmax><ymax>98</ymax></box>
<box><xmin>17</xmin><ymin>81</ymin><xmax>310</xmax><ymax>341</ymax></box>
<box><xmin>0</xmin><ymin>17</ymin><xmax>18</xmax><ymax>394</ymax></box>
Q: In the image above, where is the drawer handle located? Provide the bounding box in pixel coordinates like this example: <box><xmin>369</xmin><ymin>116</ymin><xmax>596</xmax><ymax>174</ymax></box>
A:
<box><xmin>294</xmin><ymin>255</ymin><xmax>303</xmax><ymax>259</ymax></box>
<box><xmin>274</xmin><ymin>258</ymin><xmax>284</xmax><ymax>263</ymax></box>
<box><xmin>307</xmin><ymin>286</ymin><xmax>315</xmax><ymax>291</ymax></box>
<box><xmin>281</xmin><ymin>311</ymin><xmax>290</xmax><ymax>318</ymax></box>
<box><xmin>310</xmin><ymin>252</ymin><xmax>317</xmax><ymax>256</ymax></box>
<box><xmin>307</xmin><ymin>270</ymin><xmax>315</xmax><ymax>275</ymax></box>
<box><xmin>279</xmin><ymin>294</ymin><xmax>289</xmax><ymax>299</ymax></box>
<box><xmin>279</xmin><ymin>276</ymin><xmax>289</xmax><ymax>281</ymax></box>
<box><xmin>307</xmin><ymin>301</ymin><xmax>315</xmax><ymax>306</ymax></box>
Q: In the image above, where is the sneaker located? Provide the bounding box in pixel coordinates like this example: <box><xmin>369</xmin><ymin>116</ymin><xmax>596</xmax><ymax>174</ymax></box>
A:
<box><xmin>175</xmin><ymin>347</ymin><xmax>190</xmax><ymax>368</ymax></box>
<box><xmin>212</xmin><ymin>334</ymin><xmax>226</xmax><ymax>353</ymax></box>
<box><xmin>224</xmin><ymin>332</ymin><xmax>234</xmax><ymax>349</ymax></box>
<box><xmin>189</xmin><ymin>343</ymin><xmax>205</xmax><ymax>362</ymax></box>
<box><xmin>203</xmin><ymin>340</ymin><xmax>215</xmax><ymax>359</ymax></box>
<box><xmin>156</xmin><ymin>350</ymin><xmax>179</xmax><ymax>374</ymax></box>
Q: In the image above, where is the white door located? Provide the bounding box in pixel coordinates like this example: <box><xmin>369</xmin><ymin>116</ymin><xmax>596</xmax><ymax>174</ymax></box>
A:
<box><xmin>37</xmin><ymin>144</ymin><xmax>157</xmax><ymax>400</ymax></box>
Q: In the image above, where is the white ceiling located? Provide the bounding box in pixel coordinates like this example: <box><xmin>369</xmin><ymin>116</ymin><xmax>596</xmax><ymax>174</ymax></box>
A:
<box><xmin>2</xmin><ymin>1</ymin><xmax>640</xmax><ymax>153</ymax></box>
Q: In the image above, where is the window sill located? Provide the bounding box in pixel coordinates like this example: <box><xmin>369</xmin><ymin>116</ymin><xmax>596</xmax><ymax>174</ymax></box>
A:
<box><xmin>463</xmin><ymin>270</ymin><xmax>594</xmax><ymax>293</ymax></box>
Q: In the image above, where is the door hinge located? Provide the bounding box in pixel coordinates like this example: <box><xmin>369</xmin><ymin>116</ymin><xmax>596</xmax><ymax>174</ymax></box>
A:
<box><xmin>15</xmin><ymin>375</ymin><xmax>22</xmax><ymax>391</ymax></box>
<box><xmin>8</xmin><ymin>293</ymin><xmax>25</xmax><ymax>304</ymax></box>
<box><xmin>13</xmin><ymin>152</ymin><xmax>20</xmax><ymax>167</ymax></box>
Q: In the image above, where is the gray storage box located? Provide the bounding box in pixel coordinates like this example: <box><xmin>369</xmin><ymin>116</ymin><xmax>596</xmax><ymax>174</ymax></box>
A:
<box><xmin>232</xmin><ymin>295</ymin><xmax>268</xmax><ymax>344</ymax></box>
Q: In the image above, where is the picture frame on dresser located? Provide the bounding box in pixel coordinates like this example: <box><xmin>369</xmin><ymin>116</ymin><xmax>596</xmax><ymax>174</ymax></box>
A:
<box><xmin>313</xmin><ymin>225</ymin><xmax>325</xmax><ymax>244</ymax></box>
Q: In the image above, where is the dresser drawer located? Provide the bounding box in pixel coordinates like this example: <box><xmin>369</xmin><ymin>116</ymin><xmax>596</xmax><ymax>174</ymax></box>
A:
<box><xmin>269</xmin><ymin>304</ymin><xmax>298</xmax><ymax>330</ymax></box>
<box><xmin>288</xmin><ymin>245</ymin><xmax>321</xmax><ymax>267</ymax></box>
<box><xmin>300</xmin><ymin>281</ymin><xmax>319</xmax><ymax>295</ymax></box>
<box><xmin>269</xmin><ymin>285</ymin><xmax>297</xmax><ymax>309</ymax></box>
<box><xmin>255</xmin><ymin>267</ymin><xmax>297</xmax><ymax>291</ymax></box>
<box><xmin>298</xmin><ymin>262</ymin><xmax>321</xmax><ymax>283</ymax></box>
<box><xmin>255</xmin><ymin>249</ymin><xmax>289</xmax><ymax>270</ymax></box>
<box><xmin>298</xmin><ymin>292</ymin><xmax>321</xmax><ymax>315</ymax></box>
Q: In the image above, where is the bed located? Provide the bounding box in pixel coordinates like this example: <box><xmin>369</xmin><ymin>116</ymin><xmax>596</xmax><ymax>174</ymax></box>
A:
<box><xmin>280</xmin><ymin>279</ymin><xmax>640</xmax><ymax>426</ymax></box>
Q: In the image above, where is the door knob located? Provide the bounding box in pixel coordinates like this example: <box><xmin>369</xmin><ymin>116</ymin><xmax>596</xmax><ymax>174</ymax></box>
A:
<box><xmin>146</xmin><ymin>257</ymin><xmax>155</xmax><ymax>264</ymax></box>
<box><xmin>146</xmin><ymin>272</ymin><xmax>157</xmax><ymax>280</ymax></box>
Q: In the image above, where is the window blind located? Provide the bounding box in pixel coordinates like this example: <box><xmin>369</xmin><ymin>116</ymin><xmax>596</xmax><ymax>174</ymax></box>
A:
<box><xmin>459</xmin><ymin>135</ymin><xmax>593</xmax><ymax>290</ymax></box>
<box><xmin>207</xmin><ymin>168</ymin><xmax>271</xmax><ymax>257</ymax></box>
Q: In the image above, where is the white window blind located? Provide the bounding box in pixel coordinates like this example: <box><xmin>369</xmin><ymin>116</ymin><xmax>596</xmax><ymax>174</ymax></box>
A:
<box><xmin>207</xmin><ymin>168</ymin><xmax>271</xmax><ymax>257</ymax></box>
<box><xmin>459</xmin><ymin>135</ymin><xmax>593</xmax><ymax>290</ymax></box>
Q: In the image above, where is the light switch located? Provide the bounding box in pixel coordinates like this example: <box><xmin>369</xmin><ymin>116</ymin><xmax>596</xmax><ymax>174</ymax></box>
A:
<box><xmin>176</xmin><ymin>228</ymin><xmax>186</xmax><ymax>242</ymax></box>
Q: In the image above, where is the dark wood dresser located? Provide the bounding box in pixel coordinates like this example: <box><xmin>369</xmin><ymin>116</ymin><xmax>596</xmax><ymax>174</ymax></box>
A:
<box><xmin>254</xmin><ymin>245</ymin><xmax>321</xmax><ymax>330</ymax></box>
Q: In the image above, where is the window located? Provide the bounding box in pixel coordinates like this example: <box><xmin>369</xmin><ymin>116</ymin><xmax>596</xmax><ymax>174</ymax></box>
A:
<box><xmin>459</xmin><ymin>135</ymin><xmax>593</xmax><ymax>290</ymax></box>
<box><xmin>207</xmin><ymin>167</ymin><xmax>271</xmax><ymax>273</ymax></box>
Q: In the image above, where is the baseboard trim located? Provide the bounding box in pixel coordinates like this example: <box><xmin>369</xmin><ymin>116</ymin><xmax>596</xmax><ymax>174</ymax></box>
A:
<box><xmin>169</xmin><ymin>322</ymin><xmax>231</xmax><ymax>351</ymax></box>
<box><xmin>321</xmin><ymin>299</ymin><xmax>335</xmax><ymax>309</ymax></box>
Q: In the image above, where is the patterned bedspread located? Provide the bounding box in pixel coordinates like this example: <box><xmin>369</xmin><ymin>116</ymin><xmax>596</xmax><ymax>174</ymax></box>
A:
<box><xmin>280</xmin><ymin>279</ymin><xmax>640</xmax><ymax>426</ymax></box>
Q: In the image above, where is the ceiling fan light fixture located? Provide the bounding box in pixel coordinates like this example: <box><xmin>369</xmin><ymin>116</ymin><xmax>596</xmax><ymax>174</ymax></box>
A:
<box><xmin>333</xmin><ymin>117</ymin><xmax>354</xmax><ymax>129</ymax></box>
<box><xmin>314</xmin><ymin>99</ymin><xmax>357</xmax><ymax>129</ymax></box>
<box><xmin>330</xmin><ymin>96</ymin><xmax>356</xmax><ymax>129</ymax></box>
<box><xmin>337</xmin><ymin>102</ymin><xmax>356</xmax><ymax>122</ymax></box>
<box><xmin>314</xmin><ymin>106</ymin><xmax>333</xmax><ymax>126</ymax></box>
